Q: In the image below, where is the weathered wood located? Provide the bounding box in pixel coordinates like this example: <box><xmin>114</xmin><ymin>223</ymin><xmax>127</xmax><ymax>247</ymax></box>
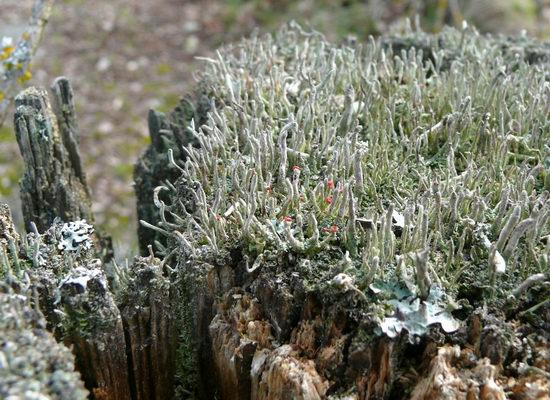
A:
<box><xmin>51</xmin><ymin>77</ymin><xmax>87</xmax><ymax>186</ymax></box>
<box><xmin>14</xmin><ymin>86</ymin><xmax>93</xmax><ymax>232</ymax></box>
<box><xmin>14</xmin><ymin>82</ymin><xmax>113</xmax><ymax>260</ymax></box>
<box><xmin>58</xmin><ymin>265</ymin><xmax>131</xmax><ymax>400</ymax></box>
<box><xmin>2</xmin><ymin>202</ymin><xmax>180</xmax><ymax>400</ymax></box>
<box><xmin>118</xmin><ymin>255</ymin><xmax>177</xmax><ymax>400</ymax></box>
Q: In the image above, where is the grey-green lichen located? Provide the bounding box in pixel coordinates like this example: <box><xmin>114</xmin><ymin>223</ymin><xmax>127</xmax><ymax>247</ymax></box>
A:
<box><xmin>56</xmin><ymin>264</ymin><xmax>121</xmax><ymax>341</ymax></box>
<box><xmin>0</xmin><ymin>287</ymin><xmax>87</xmax><ymax>399</ymax></box>
<box><xmin>0</xmin><ymin>213</ymin><xmax>107</xmax><ymax>337</ymax></box>
<box><xmin>146</xmin><ymin>22</ymin><xmax>550</xmax><ymax>339</ymax></box>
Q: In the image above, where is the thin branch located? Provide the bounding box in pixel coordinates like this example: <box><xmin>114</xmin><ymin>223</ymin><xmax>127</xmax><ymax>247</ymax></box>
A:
<box><xmin>0</xmin><ymin>0</ymin><xmax>55</xmax><ymax>127</ymax></box>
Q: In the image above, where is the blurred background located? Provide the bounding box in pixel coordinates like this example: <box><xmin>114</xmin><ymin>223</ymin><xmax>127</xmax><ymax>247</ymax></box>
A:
<box><xmin>1</xmin><ymin>0</ymin><xmax>549</xmax><ymax>255</ymax></box>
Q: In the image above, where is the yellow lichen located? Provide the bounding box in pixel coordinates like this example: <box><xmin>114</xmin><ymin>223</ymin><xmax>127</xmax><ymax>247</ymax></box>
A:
<box><xmin>17</xmin><ymin>69</ymin><xmax>33</xmax><ymax>85</ymax></box>
<box><xmin>0</xmin><ymin>46</ymin><xmax>15</xmax><ymax>61</ymax></box>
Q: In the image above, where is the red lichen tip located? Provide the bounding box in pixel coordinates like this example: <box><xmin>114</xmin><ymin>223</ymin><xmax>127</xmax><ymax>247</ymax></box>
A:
<box><xmin>322</xmin><ymin>225</ymin><xmax>339</xmax><ymax>234</ymax></box>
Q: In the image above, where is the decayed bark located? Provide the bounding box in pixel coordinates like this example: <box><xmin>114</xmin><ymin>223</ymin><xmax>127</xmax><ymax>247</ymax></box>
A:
<box><xmin>171</xmin><ymin>254</ymin><xmax>550</xmax><ymax>400</ymax></box>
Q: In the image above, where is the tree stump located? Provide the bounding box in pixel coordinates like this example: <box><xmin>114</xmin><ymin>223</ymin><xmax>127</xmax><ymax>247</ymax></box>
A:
<box><xmin>137</xmin><ymin>24</ymin><xmax>549</xmax><ymax>399</ymax></box>
<box><xmin>1</xmin><ymin>23</ymin><xmax>549</xmax><ymax>400</ymax></box>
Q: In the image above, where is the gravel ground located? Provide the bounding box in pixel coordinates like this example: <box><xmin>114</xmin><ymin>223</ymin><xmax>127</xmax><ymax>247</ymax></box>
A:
<box><xmin>1</xmin><ymin>0</ymin><xmax>548</xmax><ymax>256</ymax></box>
